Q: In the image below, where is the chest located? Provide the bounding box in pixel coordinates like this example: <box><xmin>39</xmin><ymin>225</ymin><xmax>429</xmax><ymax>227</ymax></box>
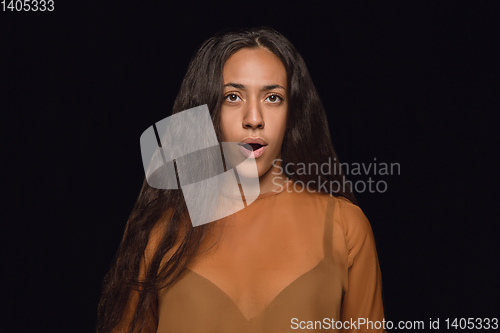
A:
<box><xmin>157</xmin><ymin>254</ymin><xmax>343</xmax><ymax>332</ymax></box>
<box><xmin>161</xmin><ymin>217</ymin><xmax>337</xmax><ymax>321</ymax></box>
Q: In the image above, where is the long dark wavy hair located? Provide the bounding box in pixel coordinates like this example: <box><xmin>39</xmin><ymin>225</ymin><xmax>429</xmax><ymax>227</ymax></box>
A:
<box><xmin>96</xmin><ymin>26</ymin><xmax>357</xmax><ymax>333</ymax></box>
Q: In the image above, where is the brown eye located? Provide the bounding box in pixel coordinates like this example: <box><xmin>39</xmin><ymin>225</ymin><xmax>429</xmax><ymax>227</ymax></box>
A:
<box><xmin>225</xmin><ymin>94</ymin><xmax>241</xmax><ymax>102</ymax></box>
<box><xmin>265</xmin><ymin>94</ymin><xmax>283</xmax><ymax>103</ymax></box>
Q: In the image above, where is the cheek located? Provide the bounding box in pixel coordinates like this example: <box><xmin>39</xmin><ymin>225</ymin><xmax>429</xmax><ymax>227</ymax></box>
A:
<box><xmin>220</xmin><ymin>110</ymin><xmax>238</xmax><ymax>141</ymax></box>
<box><xmin>274</xmin><ymin>112</ymin><xmax>288</xmax><ymax>144</ymax></box>
<box><xmin>265</xmin><ymin>116</ymin><xmax>287</xmax><ymax>161</ymax></box>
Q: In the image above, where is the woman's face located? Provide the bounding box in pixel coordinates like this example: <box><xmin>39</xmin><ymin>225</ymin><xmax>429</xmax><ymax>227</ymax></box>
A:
<box><xmin>220</xmin><ymin>47</ymin><xmax>288</xmax><ymax>184</ymax></box>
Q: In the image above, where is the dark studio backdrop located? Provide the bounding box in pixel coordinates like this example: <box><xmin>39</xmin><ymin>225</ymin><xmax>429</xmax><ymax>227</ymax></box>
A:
<box><xmin>3</xmin><ymin>1</ymin><xmax>498</xmax><ymax>332</ymax></box>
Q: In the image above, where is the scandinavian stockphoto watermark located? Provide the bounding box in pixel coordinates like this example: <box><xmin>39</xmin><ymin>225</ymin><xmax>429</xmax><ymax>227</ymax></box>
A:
<box><xmin>290</xmin><ymin>317</ymin><xmax>499</xmax><ymax>330</ymax></box>
<box><xmin>272</xmin><ymin>157</ymin><xmax>400</xmax><ymax>194</ymax></box>
<box><xmin>140</xmin><ymin>105</ymin><xmax>400</xmax><ymax>226</ymax></box>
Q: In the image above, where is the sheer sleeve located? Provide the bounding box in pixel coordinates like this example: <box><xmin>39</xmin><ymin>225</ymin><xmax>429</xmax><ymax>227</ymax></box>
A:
<box><xmin>337</xmin><ymin>198</ymin><xmax>386</xmax><ymax>333</ymax></box>
<box><xmin>110</xmin><ymin>210</ymin><xmax>175</xmax><ymax>333</ymax></box>
<box><xmin>110</xmin><ymin>262</ymin><xmax>157</xmax><ymax>333</ymax></box>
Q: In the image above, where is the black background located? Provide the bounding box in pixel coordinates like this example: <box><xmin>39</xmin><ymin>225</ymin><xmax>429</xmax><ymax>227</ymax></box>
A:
<box><xmin>3</xmin><ymin>1</ymin><xmax>499</xmax><ymax>332</ymax></box>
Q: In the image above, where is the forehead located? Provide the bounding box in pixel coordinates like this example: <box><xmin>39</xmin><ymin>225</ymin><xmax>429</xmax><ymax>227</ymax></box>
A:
<box><xmin>223</xmin><ymin>48</ymin><xmax>287</xmax><ymax>87</ymax></box>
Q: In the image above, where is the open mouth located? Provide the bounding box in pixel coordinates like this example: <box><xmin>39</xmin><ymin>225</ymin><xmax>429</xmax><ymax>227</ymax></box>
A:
<box><xmin>247</xmin><ymin>143</ymin><xmax>263</xmax><ymax>151</ymax></box>
<box><xmin>239</xmin><ymin>143</ymin><xmax>267</xmax><ymax>158</ymax></box>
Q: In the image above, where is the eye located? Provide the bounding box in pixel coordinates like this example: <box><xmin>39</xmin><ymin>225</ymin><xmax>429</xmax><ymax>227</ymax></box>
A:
<box><xmin>225</xmin><ymin>93</ymin><xmax>242</xmax><ymax>103</ymax></box>
<box><xmin>265</xmin><ymin>94</ymin><xmax>284</xmax><ymax>103</ymax></box>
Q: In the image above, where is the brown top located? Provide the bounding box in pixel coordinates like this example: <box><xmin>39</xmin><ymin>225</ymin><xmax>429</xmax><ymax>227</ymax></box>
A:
<box><xmin>151</xmin><ymin>180</ymin><xmax>386</xmax><ymax>332</ymax></box>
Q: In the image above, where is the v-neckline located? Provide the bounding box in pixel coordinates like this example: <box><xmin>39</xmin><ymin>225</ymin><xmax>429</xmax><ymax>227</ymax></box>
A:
<box><xmin>185</xmin><ymin>257</ymin><xmax>326</xmax><ymax>322</ymax></box>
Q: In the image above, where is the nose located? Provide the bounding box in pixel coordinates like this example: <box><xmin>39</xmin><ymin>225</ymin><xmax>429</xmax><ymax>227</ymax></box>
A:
<box><xmin>242</xmin><ymin>99</ymin><xmax>265</xmax><ymax>130</ymax></box>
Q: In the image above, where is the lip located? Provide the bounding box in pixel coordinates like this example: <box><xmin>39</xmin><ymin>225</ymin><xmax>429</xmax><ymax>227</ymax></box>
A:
<box><xmin>241</xmin><ymin>137</ymin><xmax>268</xmax><ymax>146</ymax></box>
<box><xmin>238</xmin><ymin>137</ymin><xmax>268</xmax><ymax>159</ymax></box>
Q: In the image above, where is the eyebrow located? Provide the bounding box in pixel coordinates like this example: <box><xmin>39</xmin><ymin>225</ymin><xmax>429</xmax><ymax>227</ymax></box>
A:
<box><xmin>224</xmin><ymin>83</ymin><xmax>286</xmax><ymax>91</ymax></box>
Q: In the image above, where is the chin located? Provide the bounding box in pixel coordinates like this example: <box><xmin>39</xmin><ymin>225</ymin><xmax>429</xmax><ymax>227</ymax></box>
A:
<box><xmin>235</xmin><ymin>160</ymin><xmax>271</xmax><ymax>179</ymax></box>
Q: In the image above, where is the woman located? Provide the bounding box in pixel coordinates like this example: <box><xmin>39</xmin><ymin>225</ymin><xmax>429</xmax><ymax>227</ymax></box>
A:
<box><xmin>97</xmin><ymin>27</ymin><xmax>386</xmax><ymax>333</ymax></box>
